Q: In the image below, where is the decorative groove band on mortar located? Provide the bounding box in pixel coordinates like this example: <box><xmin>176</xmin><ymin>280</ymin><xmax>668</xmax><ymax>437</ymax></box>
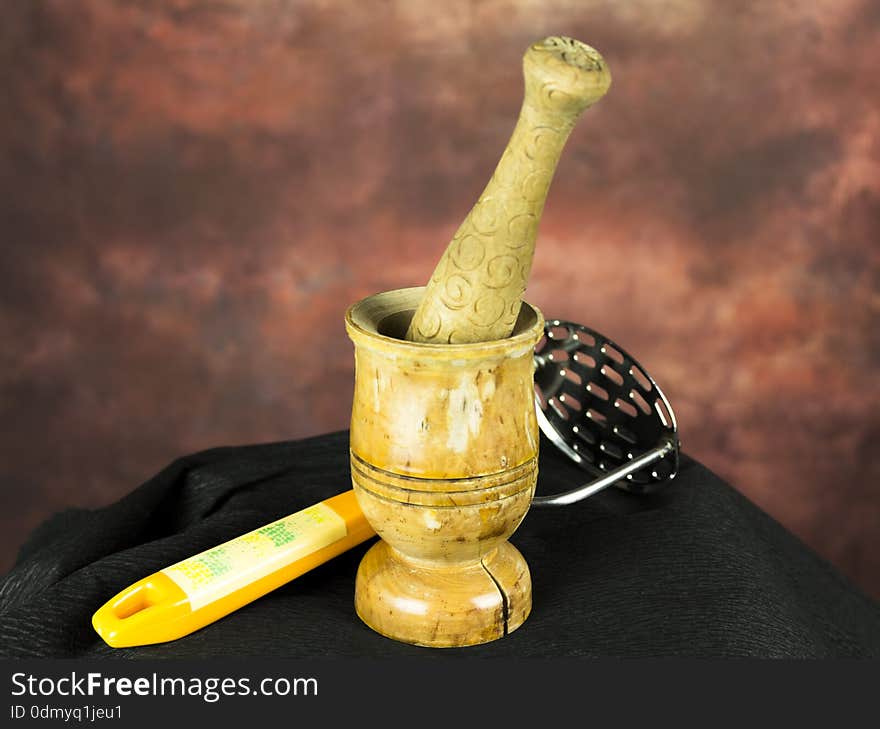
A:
<box><xmin>350</xmin><ymin>451</ymin><xmax>538</xmax><ymax>507</ymax></box>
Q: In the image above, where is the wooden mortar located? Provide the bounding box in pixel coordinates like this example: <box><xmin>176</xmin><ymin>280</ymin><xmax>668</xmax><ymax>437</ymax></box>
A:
<box><xmin>345</xmin><ymin>36</ymin><xmax>609</xmax><ymax>647</ymax></box>
<box><xmin>346</xmin><ymin>288</ymin><xmax>544</xmax><ymax>646</ymax></box>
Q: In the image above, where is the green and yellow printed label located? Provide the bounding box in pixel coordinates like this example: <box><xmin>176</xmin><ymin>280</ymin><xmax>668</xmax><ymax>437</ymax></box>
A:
<box><xmin>161</xmin><ymin>502</ymin><xmax>347</xmax><ymax>610</ymax></box>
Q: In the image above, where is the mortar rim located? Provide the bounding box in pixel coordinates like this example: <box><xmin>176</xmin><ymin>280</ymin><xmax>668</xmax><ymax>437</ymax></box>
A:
<box><xmin>345</xmin><ymin>286</ymin><xmax>544</xmax><ymax>358</ymax></box>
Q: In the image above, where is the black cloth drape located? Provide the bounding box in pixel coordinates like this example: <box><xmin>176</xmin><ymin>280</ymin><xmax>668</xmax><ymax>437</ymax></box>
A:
<box><xmin>2</xmin><ymin>430</ymin><xmax>878</xmax><ymax>657</ymax></box>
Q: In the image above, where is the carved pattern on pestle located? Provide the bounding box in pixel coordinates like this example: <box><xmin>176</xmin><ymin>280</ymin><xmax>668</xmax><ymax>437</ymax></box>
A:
<box><xmin>406</xmin><ymin>36</ymin><xmax>611</xmax><ymax>345</ymax></box>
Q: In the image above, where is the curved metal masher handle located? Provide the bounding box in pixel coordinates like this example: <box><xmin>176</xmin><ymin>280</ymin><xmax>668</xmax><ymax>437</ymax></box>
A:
<box><xmin>531</xmin><ymin>437</ymin><xmax>676</xmax><ymax>506</ymax></box>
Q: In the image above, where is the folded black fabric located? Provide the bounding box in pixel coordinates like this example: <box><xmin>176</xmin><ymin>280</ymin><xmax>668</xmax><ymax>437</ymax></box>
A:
<box><xmin>1</xmin><ymin>430</ymin><xmax>878</xmax><ymax>658</ymax></box>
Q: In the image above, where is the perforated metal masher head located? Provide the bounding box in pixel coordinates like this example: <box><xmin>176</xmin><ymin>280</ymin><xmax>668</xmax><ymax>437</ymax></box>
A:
<box><xmin>531</xmin><ymin>320</ymin><xmax>680</xmax><ymax>506</ymax></box>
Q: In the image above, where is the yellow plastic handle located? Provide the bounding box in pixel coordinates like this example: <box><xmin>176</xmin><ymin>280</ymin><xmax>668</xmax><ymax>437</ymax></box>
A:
<box><xmin>92</xmin><ymin>490</ymin><xmax>374</xmax><ymax>647</ymax></box>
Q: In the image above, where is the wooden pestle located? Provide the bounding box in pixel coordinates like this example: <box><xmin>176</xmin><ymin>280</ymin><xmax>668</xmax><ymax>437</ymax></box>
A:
<box><xmin>406</xmin><ymin>36</ymin><xmax>611</xmax><ymax>344</ymax></box>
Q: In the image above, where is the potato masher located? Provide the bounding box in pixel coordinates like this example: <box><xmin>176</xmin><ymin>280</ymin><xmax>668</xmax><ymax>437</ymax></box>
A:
<box><xmin>531</xmin><ymin>319</ymin><xmax>680</xmax><ymax>506</ymax></box>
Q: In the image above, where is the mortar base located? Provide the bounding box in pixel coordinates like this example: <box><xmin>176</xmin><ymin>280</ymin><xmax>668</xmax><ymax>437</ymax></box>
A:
<box><xmin>354</xmin><ymin>540</ymin><xmax>531</xmax><ymax>647</ymax></box>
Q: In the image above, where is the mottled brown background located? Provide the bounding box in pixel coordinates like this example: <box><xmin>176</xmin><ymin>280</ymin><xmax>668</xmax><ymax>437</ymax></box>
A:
<box><xmin>1</xmin><ymin>1</ymin><xmax>878</xmax><ymax>597</ymax></box>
